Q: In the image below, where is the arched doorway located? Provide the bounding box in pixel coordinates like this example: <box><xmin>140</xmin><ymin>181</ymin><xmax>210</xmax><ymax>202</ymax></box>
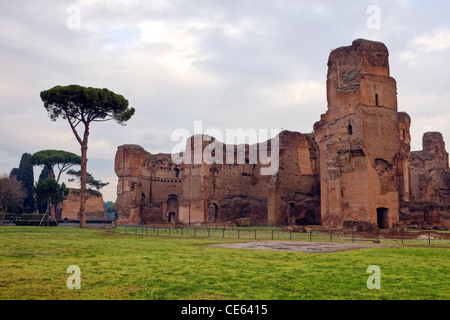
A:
<box><xmin>376</xmin><ymin>207</ymin><xmax>389</xmax><ymax>229</ymax></box>
<box><xmin>207</xmin><ymin>203</ymin><xmax>218</xmax><ymax>222</ymax></box>
<box><xmin>167</xmin><ymin>195</ymin><xmax>179</xmax><ymax>223</ymax></box>
<box><xmin>288</xmin><ymin>202</ymin><xmax>296</xmax><ymax>225</ymax></box>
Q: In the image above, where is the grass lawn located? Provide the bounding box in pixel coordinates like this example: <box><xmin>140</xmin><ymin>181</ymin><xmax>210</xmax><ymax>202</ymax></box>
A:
<box><xmin>0</xmin><ymin>226</ymin><xmax>449</xmax><ymax>300</ymax></box>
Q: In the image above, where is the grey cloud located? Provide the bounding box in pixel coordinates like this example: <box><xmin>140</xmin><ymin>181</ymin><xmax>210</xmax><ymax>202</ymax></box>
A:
<box><xmin>1</xmin><ymin>0</ymin><xmax>449</xmax><ymax>201</ymax></box>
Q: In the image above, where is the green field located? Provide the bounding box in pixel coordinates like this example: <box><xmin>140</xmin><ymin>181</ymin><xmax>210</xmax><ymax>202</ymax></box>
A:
<box><xmin>0</xmin><ymin>226</ymin><xmax>449</xmax><ymax>300</ymax></box>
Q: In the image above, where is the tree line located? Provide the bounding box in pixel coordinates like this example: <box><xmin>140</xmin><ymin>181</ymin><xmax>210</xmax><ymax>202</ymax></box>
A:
<box><xmin>0</xmin><ymin>149</ymin><xmax>110</xmax><ymax>225</ymax></box>
<box><xmin>1</xmin><ymin>84</ymin><xmax>135</xmax><ymax>227</ymax></box>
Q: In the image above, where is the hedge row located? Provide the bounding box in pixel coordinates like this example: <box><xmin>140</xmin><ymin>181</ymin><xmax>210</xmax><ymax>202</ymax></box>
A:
<box><xmin>15</xmin><ymin>214</ymin><xmax>58</xmax><ymax>226</ymax></box>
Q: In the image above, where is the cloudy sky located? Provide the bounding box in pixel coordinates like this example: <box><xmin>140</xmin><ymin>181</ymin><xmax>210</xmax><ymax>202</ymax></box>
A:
<box><xmin>1</xmin><ymin>0</ymin><xmax>450</xmax><ymax>202</ymax></box>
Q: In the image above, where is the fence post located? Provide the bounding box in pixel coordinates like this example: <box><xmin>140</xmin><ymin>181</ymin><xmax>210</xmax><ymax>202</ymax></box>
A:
<box><xmin>238</xmin><ymin>229</ymin><xmax>240</xmax><ymax>239</ymax></box>
<box><xmin>223</xmin><ymin>228</ymin><xmax>225</xmax><ymax>238</ymax></box>
<box><xmin>428</xmin><ymin>232</ymin><xmax>431</xmax><ymax>246</ymax></box>
<box><xmin>208</xmin><ymin>228</ymin><xmax>210</xmax><ymax>237</ymax></box>
<box><xmin>330</xmin><ymin>230</ymin><xmax>332</xmax><ymax>242</ymax></box>
<box><xmin>309</xmin><ymin>230</ymin><xmax>312</xmax><ymax>242</ymax></box>
<box><xmin>255</xmin><ymin>229</ymin><xmax>257</xmax><ymax>240</ymax></box>
<box><xmin>352</xmin><ymin>231</ymin><xmax>354</xmax><ymax>243</ymax></box>
<box><xmin>290</xmin><ymin>230</ymin><xmax>292</xmax><ymax>241</ymax></box>
<box><xmin>401</xmin><ymin>231</ymin><xmax>404</xmax><ymax>245</ymax></box>
<box><xmin>272</xmin><ymin>229</ymin><xmax>274</xmax><ymax>240</ymax></box>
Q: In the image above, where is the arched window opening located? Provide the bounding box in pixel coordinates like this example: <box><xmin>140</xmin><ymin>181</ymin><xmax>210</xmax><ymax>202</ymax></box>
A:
<box><xmin>348</xmin><ymin>124</ymin><xmax>353</xmax><ymax>135</ymax></box>
<box><xmin>207</xmin><ymin>203</ymin><xmax>218</xmax><ymax>222</ymax></box>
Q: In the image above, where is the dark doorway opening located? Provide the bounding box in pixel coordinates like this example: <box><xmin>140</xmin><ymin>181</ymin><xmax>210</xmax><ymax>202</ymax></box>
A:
<box><xmin>289</xmin><ymin>202</ymin><xmax>295</xmax><ymax>214</ymax></box>
<box><xmin>376</xmin><ymin>207</ymin><xmax>389</xmax><ymax>229</ymax></box>
<box><xmin>167</xmin><ymin>195</ymin><xmax>179</xmax><ymax>223</ymax></box>
<box><xmin>207</xmin><ymin>203</ymin><xmax>218</xmax><ymax>222</ymax></box>
<box><xmin>168</xmin><ymin>212</ymin><xmax>176</xmax><ymax>222</ymax></box>
<box><xmin>288</xmin><ymin>203</ymin><xmax>296</xmax><ymax>225</ymax></box>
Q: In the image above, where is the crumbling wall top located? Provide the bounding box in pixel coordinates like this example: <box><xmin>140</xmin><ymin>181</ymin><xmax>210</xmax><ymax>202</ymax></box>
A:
<box><xmin>328</xmin><ymin>38</ymin><xmax>390</xmax><ymax>81</ymax></box>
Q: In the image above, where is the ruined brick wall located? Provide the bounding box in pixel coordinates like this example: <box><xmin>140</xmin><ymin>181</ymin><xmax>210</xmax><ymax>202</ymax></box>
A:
<box><xmin>410</xmin><ymin>132</ymin><xmax>449</xmax><ymax>203</ymax></box>
<box><xmin>115</xmin><ymin>144</ymin><xmax>183</xmax><ymax>224</ymax></box>
<box><xmin>115</xmin><ymin>144</ymin><xmax>149</xmax><ymax>224</ymax></box>
<box><xmin>116</xmin><ymin>131</ymin><xmax>320</xmax><ymax>226</ymax></box>
<box><xmin>405</xmin><ymin>132</ymin><xmax>450</xmax><ymax>228</ymax></box>
<box><xmin>268</xmin><ymin>131</ymin><xmax>320</xmax><ymax>226</ymax></box>
<box><xmin>397</xmin><ymin>112</ymin><xmax>412</xmax><ymax>203</ymax></box>
<box><xmin>314</xmin><ymin>39</ymin><xmax>408</xmax><ymax>229</ymax></box>
<box><xmin>179</xmin><ymin>134</ymin><xmax>273</xmax><ymax>225</ymax></box>
<box><xmin>60</xmin><ymin>188</ymin><xmax>105</xmax><ymax>220</ymax></box>
<box><xmin>114</xmin><ymin>38</ymin><xmax>450</xmax><ymax>229</ymax></box>
<box><xmin>178</xmin><ymin>132</ymin><xmax>320</xmax><ymax>226</ymax></box>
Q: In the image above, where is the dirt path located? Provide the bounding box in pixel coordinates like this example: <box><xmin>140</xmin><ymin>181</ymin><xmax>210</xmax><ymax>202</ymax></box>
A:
<box><xmin>99</xmin><ymin>227</ymin><xmax>126</xmax><ymax>236</ymax></box>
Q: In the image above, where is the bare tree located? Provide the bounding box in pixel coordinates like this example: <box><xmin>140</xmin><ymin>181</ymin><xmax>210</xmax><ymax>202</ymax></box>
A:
<box><xmin>0</xmin><ymin>174</ymin><xmax>26</xmax><ymax>225</ymax></box>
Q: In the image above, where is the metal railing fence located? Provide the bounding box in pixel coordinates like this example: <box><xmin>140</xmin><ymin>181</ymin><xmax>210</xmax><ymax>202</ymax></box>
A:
<box><xmin>121</xmin><ymin>225</ymin><xmax>450</xmax><ymax>246</ymax></box>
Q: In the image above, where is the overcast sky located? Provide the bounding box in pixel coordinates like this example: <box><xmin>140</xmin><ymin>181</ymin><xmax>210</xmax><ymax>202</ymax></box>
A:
<box><xmin>1</xmin><ymin>0</ymin><xmax>450</xmax><ymax>202</ymax></box>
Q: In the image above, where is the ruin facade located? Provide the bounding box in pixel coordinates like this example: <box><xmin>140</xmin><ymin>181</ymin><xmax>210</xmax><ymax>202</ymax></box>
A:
<box><xmin>313</xmin><ymin>39</ymin><xmax>411</xmax><ymax>229</ymax></box>
<box><xmin>404</xmin><ymin>132</ymin><xmax>450</xmax><ymax>228</ymax></box>
<box><xmin>54</xmin><ymin>188</ymin><xmax>106</xmax><ymax>220</ymax></box>
<box><xmin>115</xmin><ymin>132</ymin><xmax>321</xmax><ymax>226</ymax></box>
<box><xmin>115</xmin><ymin>39</ymin><xmax>450</xmax><ymax>229</ymax></box>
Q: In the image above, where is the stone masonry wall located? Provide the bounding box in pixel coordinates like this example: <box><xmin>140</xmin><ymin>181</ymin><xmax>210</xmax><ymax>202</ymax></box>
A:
<box><xmin>405</xmin><ymin>132</ymin><xmax>450</xmax><ymax>228</ymax></box>
<box><xmin>59</xmin><ymin>188</ymin><xmax>105</xmax><ymax>220</ymax></box>
<box><xmin>314</xmin><ymin>39</ymin><xmax>406</xmax><ymax>229</ymax></box>
<box><xmin>114</xmin><ymin>38</ymin><xmax>450</xmax><ymax>230</ymax></box>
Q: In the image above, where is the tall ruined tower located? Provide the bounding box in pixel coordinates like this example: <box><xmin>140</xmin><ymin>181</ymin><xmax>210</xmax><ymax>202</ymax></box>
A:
<box><xmin>314</xmin><ymin>39</ymin><xmax>411</xmax><ymax>229</ymax></box>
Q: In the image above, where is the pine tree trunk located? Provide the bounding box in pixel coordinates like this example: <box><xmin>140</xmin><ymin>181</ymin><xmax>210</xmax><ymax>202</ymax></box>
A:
<box><xmin>46</xmin><ymin>199</ymin><xmax>50</xmax><ymax>227</ymax></box>
<box><xmin>79</xmin><ymin>126</ymin><xmax>89</xmax><ymax>228</ymax></box>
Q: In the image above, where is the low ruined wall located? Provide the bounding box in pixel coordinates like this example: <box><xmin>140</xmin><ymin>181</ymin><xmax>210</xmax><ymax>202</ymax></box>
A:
<box><xmin>60</xmin><ymin>188</ymin><xmax>105</xmax><ymax>220</ymax></box>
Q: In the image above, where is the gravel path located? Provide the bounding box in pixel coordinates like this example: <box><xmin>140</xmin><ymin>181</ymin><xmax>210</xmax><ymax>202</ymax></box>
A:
<box><xmin>208</xmin><ymin>240</ymin><xmax>392</xmax><ymax>253</ymax></box>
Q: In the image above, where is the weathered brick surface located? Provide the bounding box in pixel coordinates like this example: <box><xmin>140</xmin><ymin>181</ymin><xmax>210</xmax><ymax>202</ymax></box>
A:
<box><xmin>59</xmin><ymin>188</ymin><xmax>105</xmax><ymax>220</ymax></box>
<box><xmin>115</xmin><ymin>39</ymin><xmax>450</xmax><ymax>229</ymax></box>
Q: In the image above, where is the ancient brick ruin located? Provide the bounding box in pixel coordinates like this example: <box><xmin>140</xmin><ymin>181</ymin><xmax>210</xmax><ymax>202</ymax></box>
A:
<box><xmin>55</xmin><ymin>188</ymin><xmax>106</xmax><ymax>221</ymax></box>
<box><xmin>115</xmin><ymin>39</ymin><xmax>450</xmax><ymax>229</ymax></box>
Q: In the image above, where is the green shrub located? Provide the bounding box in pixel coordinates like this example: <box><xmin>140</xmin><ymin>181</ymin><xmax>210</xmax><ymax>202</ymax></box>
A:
<box><xmin>16</xmin><ymin>214</ymin><xmax>57</xmax><ymax>226</ymax></box>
